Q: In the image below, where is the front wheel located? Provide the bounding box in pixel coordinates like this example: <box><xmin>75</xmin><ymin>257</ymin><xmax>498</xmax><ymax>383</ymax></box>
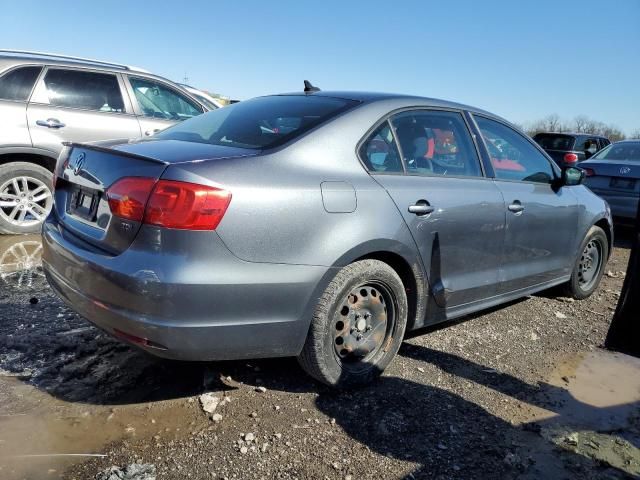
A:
<box><xmin>563</xmin><ymin>225</ymin><xmax>609</xmax><ymax>299</ymax></box>
<box><xmin>297</xmin><ymin>259</ymin><xmax>408</xmax><ymax>388</ymax></box>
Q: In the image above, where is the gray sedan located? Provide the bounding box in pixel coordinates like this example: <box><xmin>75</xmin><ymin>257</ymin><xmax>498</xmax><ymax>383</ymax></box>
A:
<box><xmin>42</xmin><ymin>88</ymin><xmax>612</xmax><ymax>387</ymax></box>
<box><xmin>582</xmin><ymin>140</ymin><xmax>640</xmax><ymax>223</ymax></box>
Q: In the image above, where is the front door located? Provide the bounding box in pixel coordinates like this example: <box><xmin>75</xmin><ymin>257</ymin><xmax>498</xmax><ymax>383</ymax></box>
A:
<box><xmin>363</xmin><ymin>110</ymin><xmax>506</xmax><ymax>308</ymax></box>
<box><xmin>27</xmin><ymin>68</ymin><xmax>141</xmax><ymax>157</ymax></box>
<box><xmin>473</xmin><ymin>115</ymin><xmax>579</xmax><ymax>293</ymax></box>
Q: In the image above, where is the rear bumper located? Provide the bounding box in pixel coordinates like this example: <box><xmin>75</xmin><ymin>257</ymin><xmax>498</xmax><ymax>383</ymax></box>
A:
<box><xmin>42</xmin><ymin>217</ymin><xmax>331</xmax><ymax>361</ymax></box>
<box><xmin>588</xmin><ymin>188</ymin><xmax>639</xmax><ymax>221</ymax></box>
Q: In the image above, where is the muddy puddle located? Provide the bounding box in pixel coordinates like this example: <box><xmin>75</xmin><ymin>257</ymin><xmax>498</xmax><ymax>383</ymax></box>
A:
<box><xmin>0</xmin><ymin>377</ymin><xmax>201</xmax><ymax>479</ymax></box>
<box><xmin>0</xmin><ymin>235</ymin><xmax>45</xmax><ymax>290</ymax></box>
<box><xmin>523</xmin><ymin>349</ymin><xmax>640</xmax><ymax>477</ymax></box>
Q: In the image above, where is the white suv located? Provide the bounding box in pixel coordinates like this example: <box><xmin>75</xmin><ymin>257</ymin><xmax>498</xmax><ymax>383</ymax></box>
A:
<box><xmin>0</xmin><ymin>50</ymin><xmax>211</xmax><ymax>234</ymax></box>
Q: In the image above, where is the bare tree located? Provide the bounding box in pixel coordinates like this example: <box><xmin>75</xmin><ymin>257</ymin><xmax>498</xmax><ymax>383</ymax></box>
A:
<box><xmin>630</xmin><ymin>129</ymin><xmax>640</xmax><ymax>140</ymax></box>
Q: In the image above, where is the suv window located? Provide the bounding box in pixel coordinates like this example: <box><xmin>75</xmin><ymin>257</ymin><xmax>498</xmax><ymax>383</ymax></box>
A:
<box><xmin>129</xmin><ymin>77</ymin><xmax>202</xmax><ymax>121</ymax></box>
<box><xmin>0</xmin><ymin>66</ymin><xmax>42</xmax><ymax>102</ymax></box>
<box><xmin>44</xmin><ymin>69</ymin><xmax>125</xmax><ymax>112</ymax></box>
<box><xmin>533</xmin><ymin>133</ymin><xmax>575</xmax><ymax>151</ymax></box>
<box><xmin>476</xmin><ymin>116</ymin><xmax>555</xmax><ymax>184</ymax></box>
<box><xmin>360</xmin><ymin>121</ymin><xmax>403</xmax><ymax>173</ymax></box>
<box><xmin>390</xmin><ymin>110</ymin><xmax>482</xmax><ymax>177</ymax></box>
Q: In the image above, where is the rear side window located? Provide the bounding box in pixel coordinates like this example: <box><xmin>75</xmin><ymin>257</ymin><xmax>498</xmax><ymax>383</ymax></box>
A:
<box><xmin>360</xmin><ymin>122</ymin><xmax>403</xmax><ymax>173</ymax></box>
<box><xmin>0</xmin><ymin>66</ymin><xmax>42</xmax><ymax>101</ymax></box>
<box><xmin>156</xmin><ymin>95</ymin><xmax>359</xmax><ymax>149</ymax></box>
<box><xmin>390</xmin><ymin>110</ymin><xmax>482</xmax><ymax>177</ymax></box>
<box><xmin>534</xmin><ymin>134</ymin><xmax>575</xmax><ymax>151</ymax></box>
<box><xmin>44</xmin><ymin>69</ymin><xmax>125</xmax><ymax>112</ymax></box>
<box><xmin>477</xmin><ymin>116</ymin><xmax>555</xmax><ymax>184</ymax></box>
<box><xmin>129</xmin><ymin>77</ymin><xmax>202</xmax><ymax>121</ymax></box>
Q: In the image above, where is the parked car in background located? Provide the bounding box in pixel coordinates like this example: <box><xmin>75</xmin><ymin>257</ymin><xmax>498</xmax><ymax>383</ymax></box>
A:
<box><xmin>178</xmin><ymin>83</ymin><xmax>225</xmax><ymax>110</ymax></box>
<box><xmin>582</xmin><ymin>140</ymin><xmax>640</xmax><ymax>224</ymax></box>
<box><xmin>533</xmin><ymin>132</ymin><xmax>611</xmax><ymax>167</ymax></box>
<box><xmin>0</xmin><ymin>50</ymin><xmax>211</xmax><ymax>234</ymax></box>
<box><xmin>43</xmin><ymin>88</ymin><xmax>612</xmax><ymax>388</ymax></box>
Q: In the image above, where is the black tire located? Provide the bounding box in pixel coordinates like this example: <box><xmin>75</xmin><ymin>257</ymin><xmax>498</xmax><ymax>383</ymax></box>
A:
<box><xmin>563</xmin><ymin>225</ymin><xmax>609</xmax><ymax>300</ymax></box>
<box><xmin>0</xmin><ymin>162</ymin><xmax>53</xmax><ymax>235</ymax></box>
<box><xmin>297</xmin><ymin>259</ymin><xmax>408</xmax><ymax>388</ymax></box>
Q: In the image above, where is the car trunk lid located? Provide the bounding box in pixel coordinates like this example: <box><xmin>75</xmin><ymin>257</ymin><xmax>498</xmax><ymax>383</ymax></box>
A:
<box><xmin>583</xmin><ymin>160</ymin><xmax>640</xmax><ymax>195</ymax></box>
<box><xmin>54</xmin><ymin>141</ymin><xmax>256</xmax><ymax>254</ymax></box>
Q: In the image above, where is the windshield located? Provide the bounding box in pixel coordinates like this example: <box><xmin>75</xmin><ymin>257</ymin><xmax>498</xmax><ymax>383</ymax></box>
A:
<box><xmin>191</xmin><ymin>92</ymin><xmax>219</xmax><ymax>110</ymax></box>
<box><xmin>592</xmin><ymin>142</ymin><xmax>640</xmax><ymax>161</ymax></box>
<box><xmin>533</xmin><ymin>134</ymin><xmax>575</xmax><ymax>151</ymax></box>
<box><xmin>155</xmin><ymin>95</ymin><xmax>359</xmax><ymax>149</ymax></box>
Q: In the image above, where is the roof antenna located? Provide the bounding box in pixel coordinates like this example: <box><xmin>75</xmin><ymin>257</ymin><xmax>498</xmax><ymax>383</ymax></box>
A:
<box><xmin>304</xmin><ymin>80</ymin><xmax>320</xmax><ymax>93</ymax></box>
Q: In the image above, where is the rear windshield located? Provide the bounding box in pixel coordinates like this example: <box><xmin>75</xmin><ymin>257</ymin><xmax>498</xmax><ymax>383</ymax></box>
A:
<box><xmin>156</xmin><ymin>95</ymin><xmax>360</xmax><ymax>149</ymax></box>
<box><xmin>533</xmin><ymin>134</ymin><xmax>575</xmax><ymax>151</ymax></box>
<box><xmin>592</xmin><ymin>143</ymin><xmax>640</xmax><ymax>161</ymax></box>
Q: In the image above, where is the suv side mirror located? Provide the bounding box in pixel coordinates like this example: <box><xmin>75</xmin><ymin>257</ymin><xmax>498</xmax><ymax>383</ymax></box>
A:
<box><xmin>563</xmin><ymin>166</ymin><xmax>585</xmax><ymax>186</ymax></box>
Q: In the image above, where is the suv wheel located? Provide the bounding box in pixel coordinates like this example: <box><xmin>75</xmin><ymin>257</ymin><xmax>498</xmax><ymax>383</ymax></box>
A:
<box><xmin>0</xmin><ymin>162</ymin><xmax>53</xmax><ymax>234</ymax></box>
<box><xmin>298</xmin><ymin>260</ymin><xmax>408</xmax><ymax>388</ymax></box>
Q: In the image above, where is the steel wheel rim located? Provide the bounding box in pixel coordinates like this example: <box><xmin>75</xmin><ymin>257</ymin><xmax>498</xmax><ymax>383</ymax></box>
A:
<box><xmin>0</xmin><ymin>176</ymin><xmax>53</xmax><ymax>227</ymax></box>
<box><xmin>0</xmin><ymin>240</ymin><xmax>44</xmax><ymax>288</ymax></box>
<box><xmin>577</xmin><ymin>238</ymin><xmax>603</xmax><ymax>290</ymax></box>
<box><xmin>333</xmin><ymin>281</ymin><xmax>396</xmax><ymax>371</ymax></box>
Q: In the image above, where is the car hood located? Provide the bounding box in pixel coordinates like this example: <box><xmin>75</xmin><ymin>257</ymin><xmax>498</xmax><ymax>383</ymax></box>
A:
<box><xmin>94</xmin><ymin>138</ymin><xmax>259</xmax><ymax>164</ymax></box>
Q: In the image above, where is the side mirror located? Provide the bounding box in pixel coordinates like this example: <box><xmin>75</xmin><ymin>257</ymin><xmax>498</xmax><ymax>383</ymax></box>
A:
<box><xmin>563</xmin><ymin>166</ymin><xmax>585</xmax><ymax>186</ymax></box>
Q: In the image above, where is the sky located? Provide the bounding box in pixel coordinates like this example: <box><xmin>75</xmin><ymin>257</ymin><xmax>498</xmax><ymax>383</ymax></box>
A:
<box><xmin>1</xmin><ymin>0</ymin><xmax>638</xmax><ymax>133</ymax></box>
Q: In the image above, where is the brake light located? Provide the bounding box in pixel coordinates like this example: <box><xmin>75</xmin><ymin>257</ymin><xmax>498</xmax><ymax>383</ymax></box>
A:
<box><xmin>144</xmin><ymin>180</ymin><xmax>231</xmax><ymax>230</ymax></box>
<box><xmin>583</xmin><ymin>168</ymin><xmax>596</xmax><ymax>177</ymax></box>
<box><xmin>564</xmin><ymin>153</ymin><xmax>579</xmax><ymax>164</ymax></box>
<box><xmin>106</xmin><ymin>177</ymin><xmax>156</xmax><ymax>222</ymax></box>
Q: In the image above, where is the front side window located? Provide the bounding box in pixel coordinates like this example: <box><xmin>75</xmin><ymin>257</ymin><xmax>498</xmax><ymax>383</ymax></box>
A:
<box><xmin>476</xmin><ymin>116</ymin><xmax>555</xmax><ymax>184</ymax></box>
<box><xmin>390</xmin><ymin>110</ymin><xmax>482</xmax><ymax>177</ymax></box>
<box><xmin>44</xmin><ymin>69</ymin><xmax>125</xmax><ymax>112</ymax></box>
<box><xmin>359</xmin><ymin>122</ymin><xmax>403</xmax><ymax>173</ymax></box>
<box><xmin>156</xmin><ymin>95</ymin><xmax>359</xmax><ymax>149</ymax></box>
<box><xmin>129</xmin><ymin>77</ymin><xmax>202</xmax><ymax>121</ymax></box>
<box><xmin>0</xmin><ymin>66</ymin><xmax>42</xmax><ymax>101</ymax></box>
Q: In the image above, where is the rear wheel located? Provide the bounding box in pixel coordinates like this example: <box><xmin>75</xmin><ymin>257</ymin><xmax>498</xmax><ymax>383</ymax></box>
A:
<box><xmin>563</xmin><ymin>225</ymin><xmax>608</xmax><ymax>299</ymax></box>
<box><xmin>0</xmin><ymin>162</ymin><xmax>53</xmax><ymax>235</ymax></box>
<box><xmin>298</xmin><ymin>260</ymin><xmax>407</xmax><ymax>388</ymax></box>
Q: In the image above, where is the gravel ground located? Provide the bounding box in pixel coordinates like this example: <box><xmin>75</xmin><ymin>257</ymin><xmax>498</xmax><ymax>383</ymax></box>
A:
<box><xmin>0</xmin><ymin>231</ymin><xmax>637</xmax><ymax>480</ymax></box>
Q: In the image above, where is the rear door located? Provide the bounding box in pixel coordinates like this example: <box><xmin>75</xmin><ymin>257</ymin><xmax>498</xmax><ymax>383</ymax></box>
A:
<box><xmin>27</xmin><ymin>67</ymin><xmax>141</xmax><ymax>157</ymax></box>
<box><xmin>124</xmin><ymin>75</ymin><xmax>204</xmax><ymax>137</ymax></box>
<box><xmin>474</xmin><ymin>115</ymin><xmax>579</xmax><ymax>293</ymax></box>
<box><xmin>365</xmin><ymin>109</ymin><xmax>506</xmax><ymax>308</ymax></box>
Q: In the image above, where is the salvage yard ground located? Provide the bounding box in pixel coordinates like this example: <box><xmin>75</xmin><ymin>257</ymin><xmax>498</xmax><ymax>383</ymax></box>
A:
<box><xmin>0</xmin><ymin>231</ymin><xmax>639</xmax><ymax>480</ymax></box>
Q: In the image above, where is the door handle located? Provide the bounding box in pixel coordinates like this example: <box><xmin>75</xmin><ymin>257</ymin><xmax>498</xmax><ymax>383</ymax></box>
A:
<box><xmin>145</xmin><ymin>129</ymin><xmax>161</xmax><ymax>136</ymax></box>
<box><xmin>36</xmin><ymin>118</ymin><xmax>65</xmax><ymax>129</ymax></box>
<box><xmin>408</xmin><ymin>200</ymin><xmax>434</xmax><ymax>216</ymax></box>
<box><xmin>508</xmin><ymin>201</ymin><xmax>524</xmax><ymax>214</ymax></box>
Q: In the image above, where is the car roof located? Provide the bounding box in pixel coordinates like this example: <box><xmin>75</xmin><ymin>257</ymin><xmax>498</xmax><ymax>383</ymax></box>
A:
<box><xmin>274</xmin><ymin>90</ymin><xmax>497</xmax><ymax>117</ymax></box>
<box><xmin>534</xmin><ymin>131</ymin><xmax>608</xmax><ymax>139</ymax></box>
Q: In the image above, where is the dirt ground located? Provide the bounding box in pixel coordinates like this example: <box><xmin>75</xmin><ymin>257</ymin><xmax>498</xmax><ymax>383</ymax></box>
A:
<box><xmin>0</xmin><ymin>230</ymin><xmax>639</xmax><ymax>480</ymax></box>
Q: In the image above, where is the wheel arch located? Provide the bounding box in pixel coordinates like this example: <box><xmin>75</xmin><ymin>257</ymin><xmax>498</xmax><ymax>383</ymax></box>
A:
<box><xmin>0</xmin><ymin>149</ymin><xmax>58</xmax><ymax>172</ymax></box>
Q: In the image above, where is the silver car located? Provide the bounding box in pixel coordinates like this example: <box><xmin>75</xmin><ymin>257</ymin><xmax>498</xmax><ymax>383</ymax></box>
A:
<box><xmin>42</xmin><ymin>89</ymin><xmax>612</xmax><ymax>388</ymax></box>
<box><xmin>0</xmin><ymin>50</ymin><xmax>211</xmax><ymax>234</ymax></box>
<box><xmin>582</xmin><ymin>140</ymin><xmax>640</xmax><ymax>223</ymax></box>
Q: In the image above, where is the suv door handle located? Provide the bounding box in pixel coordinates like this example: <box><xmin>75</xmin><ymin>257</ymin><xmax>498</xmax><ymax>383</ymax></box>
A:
<box><xmin>36</xmin><ymin>118</ymin><xmax>65</xmax><ymax>129</ymax></box>
<box><xmin>408</xmin><ymin>200</ymin><xmax>434</xmax><ymax>216</ymax></box>
<box><xmin>508</xmin><ymin>201</ymin><xmax>524</xmax><ymax>214</ymax></box>
<box><xmin>145</xmin><ymin>129</ymin><xmax>161</xmax><ymax>136</ymax></box>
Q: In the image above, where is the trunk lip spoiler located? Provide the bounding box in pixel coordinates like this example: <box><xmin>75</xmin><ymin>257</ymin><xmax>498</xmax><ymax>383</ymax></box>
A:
<box><xmin>62</xmin><ymin>141</ymin><xmax>170</xmax><ymax>165</ymax></box>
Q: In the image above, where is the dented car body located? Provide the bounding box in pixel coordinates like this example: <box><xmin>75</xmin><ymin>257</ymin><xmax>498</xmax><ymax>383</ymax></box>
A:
<box><xmin>42</xmin><ymin>91</ymin><xmax>612</xmax><ymax>385</ymax></box>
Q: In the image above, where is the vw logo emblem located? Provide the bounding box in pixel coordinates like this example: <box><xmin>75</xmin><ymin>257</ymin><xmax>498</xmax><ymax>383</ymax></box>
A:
<box><xmin>74</xmin><ymin>152</ymin><xmax>86</xmax><ymax>175</ymax></box>
<box><xmin>620</xmin><ymin>166</ymin><xmax>631</xmax><ymax>175</ymax></box>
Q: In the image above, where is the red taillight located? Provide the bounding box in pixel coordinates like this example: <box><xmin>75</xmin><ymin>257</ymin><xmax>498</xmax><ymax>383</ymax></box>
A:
<box><xmin>106</xmin><ymin>177</ymin><xmax>156</xmax><ymax>222</ymax></box>
<box><xmin>144</xmin><ymin>180</ymin><xmax>231</xmax><ymax>230</ymax></box>
<box><xmin>564</xmin><ymin>153</ymin><xmax>579</xmax><ymax>164</ymax></box>
<box><xmin>583</xmin><ymin>168</ymin><xmax>596</xmax><ymax>177</ymax></box>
